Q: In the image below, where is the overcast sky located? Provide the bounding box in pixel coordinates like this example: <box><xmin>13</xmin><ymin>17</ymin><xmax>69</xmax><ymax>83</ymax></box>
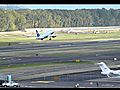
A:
<box><xmin>0</xmin><ymin>4</ymin><xmax>120</xmax><ymax>10</ymax></box>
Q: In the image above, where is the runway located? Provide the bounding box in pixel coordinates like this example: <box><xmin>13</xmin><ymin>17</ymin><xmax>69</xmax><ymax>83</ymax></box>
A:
<box><xmin>0</xmin><ymin>40</ymin><xmax>120</xmax><ymax>66</ymax></box>
<box><xmin>0</xmin><ymin>40</ymin><xmax>120</xmax><ymax>88</ymax></box>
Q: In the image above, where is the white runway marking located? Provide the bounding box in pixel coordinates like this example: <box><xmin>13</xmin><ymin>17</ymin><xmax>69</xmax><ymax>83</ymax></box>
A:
<box><xmin>59</xmin><ymin>45</ymin><xmax>72</xmax><ymax>47</ymax></box>
<box><xmin>23</xmin><ymin>86</ymin><xmax>37</xmax><ymax>88</ymax></box>
<box><xmin>31</xmin><ymin>81</ymin><xmax>55</xmax><ymax>84</ymax></box>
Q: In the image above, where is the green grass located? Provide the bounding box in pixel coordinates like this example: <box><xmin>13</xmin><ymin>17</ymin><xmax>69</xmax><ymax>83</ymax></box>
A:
<box><xmin>0</xmin><ymin>31</ymin><xmax>120</xmax><ymax>46</ymax></box>
<box><xmin>0</xmin><ymin>33</ymin><xmax>40</xmax><ymax>46</ymax></box>
<box><xmin>54</xmin><ymin>32</ymin><xmax>120</xmax><ymax>41</ymax></box>
<box><xmin>0</xmin><ymin>60</ymin><xmax>92</xmax><ymax>69</ymax></box>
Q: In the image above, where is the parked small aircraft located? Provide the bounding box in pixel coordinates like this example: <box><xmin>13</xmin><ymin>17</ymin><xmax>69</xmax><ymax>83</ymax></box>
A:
<box><xmin>97</xmin><ymin>62</ymin><xmax>120</xmax><ymax>78</ymax></box>
<box><xmin>36</xmin><ymin>30</ymin><xmax>56</xmax><ymax>40</ymax></box>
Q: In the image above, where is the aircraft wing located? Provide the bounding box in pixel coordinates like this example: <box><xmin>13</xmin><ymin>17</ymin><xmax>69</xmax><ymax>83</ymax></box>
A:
<box><xmin>48</xmin><ymin>34</ymin><xmax>56</xmax><ymax>37</ymax></box>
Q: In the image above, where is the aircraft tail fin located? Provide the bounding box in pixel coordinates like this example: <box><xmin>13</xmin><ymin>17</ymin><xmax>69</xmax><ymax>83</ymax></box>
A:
<box><xmin>97</xmin><ymin>62</ymin><xmax>111</xmax><ymax>75</ymax></box>
<box><xmin>36</xmin><ymin>30</ymin><xmax>40</xmax><ymax>37</ymax></box>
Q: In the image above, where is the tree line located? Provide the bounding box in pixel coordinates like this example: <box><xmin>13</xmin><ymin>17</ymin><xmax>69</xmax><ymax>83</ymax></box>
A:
<box><xmin>0</xmin><ymin>8</ymin><xmax>120</xmax><ymax>32</ymax></box>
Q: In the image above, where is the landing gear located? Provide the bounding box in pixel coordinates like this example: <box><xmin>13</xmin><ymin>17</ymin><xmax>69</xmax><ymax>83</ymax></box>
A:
<box><xmin>49</xmin><ymin>38</ymin><xmax>51</xmax><ymax>40</ymax></box>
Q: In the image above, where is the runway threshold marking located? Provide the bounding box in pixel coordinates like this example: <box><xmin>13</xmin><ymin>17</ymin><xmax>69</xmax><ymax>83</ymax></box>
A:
<box><xmin>31</xmin><ymin>81</ymin><xmax>55</xmax><ymax>84</ymax></box>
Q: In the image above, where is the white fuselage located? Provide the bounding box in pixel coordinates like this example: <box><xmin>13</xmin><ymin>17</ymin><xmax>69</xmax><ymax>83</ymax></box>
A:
<box><xmin>97</xmin><ymin>62</ymin><xmax>120</xmax><ymax>78</ymax></box>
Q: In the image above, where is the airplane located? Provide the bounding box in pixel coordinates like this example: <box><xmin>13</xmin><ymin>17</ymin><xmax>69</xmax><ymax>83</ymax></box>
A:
<box><xmin>97</xmin><ymin>62</ymin><xmax>120</xmax><ymax>78</ymax></box>
<box><xmin>36</xmin><ymin>30</ymin><xmax>56</xmax><ymax>40</ymax></box>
